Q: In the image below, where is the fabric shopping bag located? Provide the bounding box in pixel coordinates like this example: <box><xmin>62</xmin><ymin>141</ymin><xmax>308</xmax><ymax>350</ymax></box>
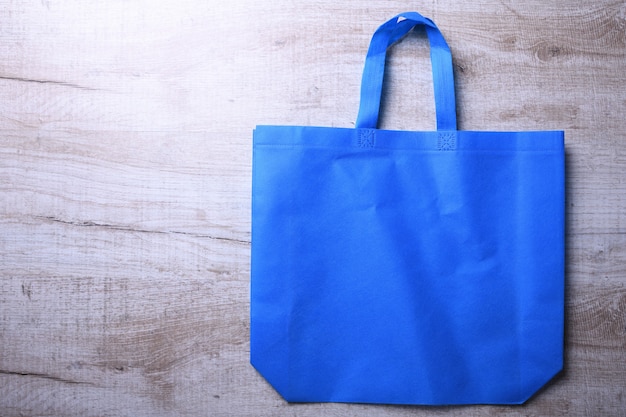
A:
<box><xmin>251</xmin><ymin>12</ymin><xmax>564</xmax><ymax>405</ymax></box>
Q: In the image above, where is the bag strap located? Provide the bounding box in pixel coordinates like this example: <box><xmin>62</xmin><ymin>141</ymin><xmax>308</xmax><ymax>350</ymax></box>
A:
<box><xmin>355</xmin><ymin>12</ymin><xmax>457</xmax><ymax>131</ymax></box>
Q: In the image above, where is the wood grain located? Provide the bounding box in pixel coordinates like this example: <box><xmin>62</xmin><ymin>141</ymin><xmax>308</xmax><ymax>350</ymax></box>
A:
<box><xmin>1</xmin><ymin>0</ymin><xmax>625</xmax><ymax>416</ymax></box>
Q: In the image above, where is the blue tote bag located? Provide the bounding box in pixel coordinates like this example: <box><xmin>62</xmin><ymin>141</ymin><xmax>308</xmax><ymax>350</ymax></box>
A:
<box><xmin>251</xmin><ymin>12</ymin><xmax>564</xmax><ymax>405</ymax></box>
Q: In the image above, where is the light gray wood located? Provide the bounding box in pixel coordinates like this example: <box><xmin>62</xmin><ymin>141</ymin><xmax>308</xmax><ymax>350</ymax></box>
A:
<box><xmin>1</xmin><ymin>0</ymin><xmax>625</xmax><ymax>416</ymax></box>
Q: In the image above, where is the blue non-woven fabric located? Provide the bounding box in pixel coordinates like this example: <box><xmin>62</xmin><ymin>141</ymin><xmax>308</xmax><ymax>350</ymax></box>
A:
<box><xmin>250</xmin><ymin>12</ymin><xmax>564</xmax><ymax>405</ymax></box>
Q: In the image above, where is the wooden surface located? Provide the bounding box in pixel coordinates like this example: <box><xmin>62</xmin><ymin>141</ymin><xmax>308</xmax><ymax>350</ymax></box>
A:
<box><xmin>1</xmin><ymin>1</ymin><xmax>625</xmax><ymax>416</ymax></box>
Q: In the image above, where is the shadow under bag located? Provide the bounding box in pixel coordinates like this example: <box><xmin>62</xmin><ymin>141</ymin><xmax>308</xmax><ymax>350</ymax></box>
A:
<box><xmin>251</xmin><ymin>11</ymin><xmax>564</xmax><ymax>405</ymax></box>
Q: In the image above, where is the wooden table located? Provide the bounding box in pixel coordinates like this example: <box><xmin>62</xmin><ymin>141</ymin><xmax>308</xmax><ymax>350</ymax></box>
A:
<box><xmin>1</xmin><ymin>1</ymin><xmax>624</xmax><ymax>416</ymax></box>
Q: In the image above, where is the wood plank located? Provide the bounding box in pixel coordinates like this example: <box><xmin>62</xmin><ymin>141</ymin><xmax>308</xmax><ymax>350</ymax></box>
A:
<box><xmin>1</xmin><ymin>0</ymin><xmax>625</xmax><ymax>415</ymax></box>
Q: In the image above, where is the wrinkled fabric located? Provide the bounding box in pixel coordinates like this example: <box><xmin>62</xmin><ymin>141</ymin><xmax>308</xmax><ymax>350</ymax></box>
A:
<box><xmin>250</xmin><ymin>12</ymin><xmax>564</xmax><ymax>406</ymax></box>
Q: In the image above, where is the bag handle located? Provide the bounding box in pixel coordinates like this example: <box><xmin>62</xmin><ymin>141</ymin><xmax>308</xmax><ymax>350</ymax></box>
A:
<box><xmin>355</xmin><ymin>12</ymin><xmax>457</xmax><ymax>131</ymax></box>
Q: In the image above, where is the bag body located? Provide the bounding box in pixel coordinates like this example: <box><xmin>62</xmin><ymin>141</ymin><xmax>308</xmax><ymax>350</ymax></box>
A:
<box><xmin>251</xmin><ymin>12</ymin><xmax>564</xmax><ymax>405</ymax></box>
